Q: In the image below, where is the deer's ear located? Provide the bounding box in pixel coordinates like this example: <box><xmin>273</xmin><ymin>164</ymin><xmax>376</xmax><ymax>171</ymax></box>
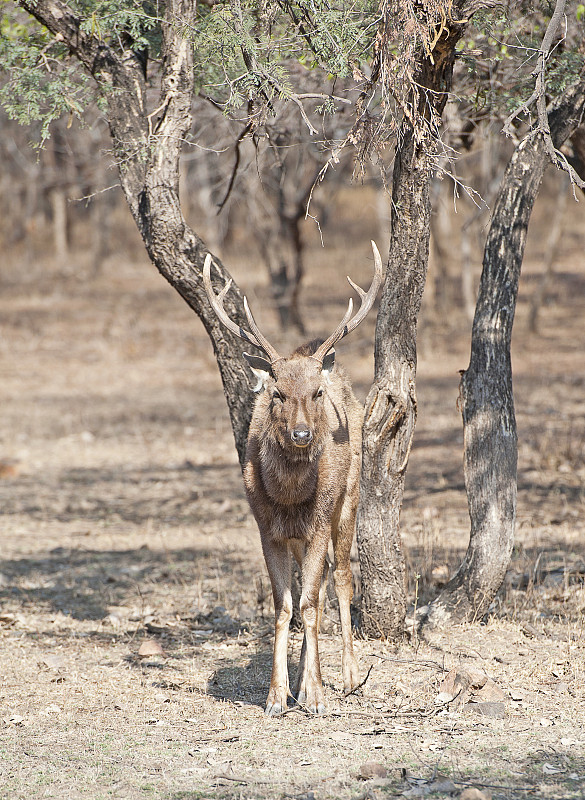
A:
<box><xmin>321</xmin><ymin>349</ymin><xmax>335</xmax><ymax>379</ymax></box>
<box><xmin>243</xmin><ymin>353</ymin><xmax>273</xmax><ymax>392</ymax></box>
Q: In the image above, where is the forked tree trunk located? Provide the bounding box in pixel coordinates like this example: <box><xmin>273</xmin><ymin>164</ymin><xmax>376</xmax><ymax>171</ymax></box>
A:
<box><xmin>424</xmin><ymin>73</ymin><xmax>585</xmax><ymax>626</ymax></box>
<box><xmin>356</xmin><ymin>12</ymin><xmax>471</xmax><ymax>638</ymax></box>
<box><xmin>356</xmin><ymin>124</ymin><xmax>425</xmax><ymax>637</ymax></box>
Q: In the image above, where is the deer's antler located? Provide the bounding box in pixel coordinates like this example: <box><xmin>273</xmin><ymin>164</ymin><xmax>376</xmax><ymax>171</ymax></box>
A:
<box><xmin>312</xmin><ymin>241</ymin><xmax>384</xmax><ymax>363</ymax></box>
<box><xmin>203</xmin><ymin>254</ymin><xmax>282</xmax><ymax>364</ymax></box>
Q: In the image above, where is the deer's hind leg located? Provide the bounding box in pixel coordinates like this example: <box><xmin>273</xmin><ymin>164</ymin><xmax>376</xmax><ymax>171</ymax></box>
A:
<box><xmin>332</xmin><ymin>495</ymin><xmax>360</xmax><ymax>694</ymax></box>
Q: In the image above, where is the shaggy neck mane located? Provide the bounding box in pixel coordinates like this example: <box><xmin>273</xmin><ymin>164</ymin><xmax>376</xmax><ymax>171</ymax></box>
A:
<box><xmin>259</xmin><ymin>432</ymin><xmax>322</xmax><ymax>506</ymax></box>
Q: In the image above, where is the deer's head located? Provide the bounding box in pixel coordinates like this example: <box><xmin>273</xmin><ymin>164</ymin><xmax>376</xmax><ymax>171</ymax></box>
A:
<box><xmin>203</xmin><ymin>243</ymin><xmax>383</xmax><ymax>453</ymax></box>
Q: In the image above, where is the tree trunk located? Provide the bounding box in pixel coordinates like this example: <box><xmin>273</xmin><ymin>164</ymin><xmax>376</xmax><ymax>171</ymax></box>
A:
<box><xmin>424</xmin><ymin>72</ymin><xmax>585</xmax><ymax>626</ymax></box>
<box><xmin>356</xmin><ymin>12</ymin><xmax>469</xmax><ymax>638</ymax></box>
<box><xmin>357</xmin><ymin>123</ymin><xmax>424</xmax><ymax>638</ymax></box>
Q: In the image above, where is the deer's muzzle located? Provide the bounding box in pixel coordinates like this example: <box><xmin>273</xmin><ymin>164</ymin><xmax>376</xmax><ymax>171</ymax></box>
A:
<box><xmin>290</xmin><ymin>427</ymin><xmax>313</xmax><ymax>447</ymax></box>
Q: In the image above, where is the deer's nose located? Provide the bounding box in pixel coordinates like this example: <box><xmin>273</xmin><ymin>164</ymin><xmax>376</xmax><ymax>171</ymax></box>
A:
<box><xmin>291</xmin><ymin>427</ymin><xmax>313</xmax><ymax>447</ymax></box>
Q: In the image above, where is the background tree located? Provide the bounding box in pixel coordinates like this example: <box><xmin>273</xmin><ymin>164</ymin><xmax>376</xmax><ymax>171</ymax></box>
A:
<box><xmin>422</xmin><ymin>1</ymin><xmax>585</xmax><ymax>625</ymax></box>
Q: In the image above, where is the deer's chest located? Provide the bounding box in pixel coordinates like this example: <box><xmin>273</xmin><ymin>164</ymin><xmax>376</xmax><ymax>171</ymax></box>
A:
<box><xmin>248</xmin><ymin>452</ymin><xmax>343</xmax><ymax>542</ymax></box>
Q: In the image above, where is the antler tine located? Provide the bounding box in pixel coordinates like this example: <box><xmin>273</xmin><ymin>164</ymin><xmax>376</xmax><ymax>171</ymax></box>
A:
<box><xmin>341</xmin><ymin>240</ymin><xmax>384</xmax><ymax>335</ymax></box>
<box><xmin>243</xmin><ymin>297</ymin><xmax>282</xmax><ymax>363</ymax></box>
<box><xmin>313</xmin><ymin>240</ymin><xmax>384</xmax><ymax>363</ymax></box>
<box><xmin>203</xmin><ymin>254</ymin><xmax>281</xmax><ymax>362</ymax></box>
<box><xmin>311</xmin><ymin>299</ymin><xmax>354</xmax><ymax>363</ymax></box>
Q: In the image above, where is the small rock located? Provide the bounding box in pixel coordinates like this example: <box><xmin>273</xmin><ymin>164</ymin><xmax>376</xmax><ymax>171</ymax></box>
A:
<box><xmin>138</xmin><ymin>639</ymin><xmax>165</xmax><ymax>657</ymax></box>
<box><xmin>358</xmin><ymin>761</ymin><xmax>388</xmax><ymax>779</ymax></box>
<box><xmin>460</xmin><ymin>789</ymin><xmax>492</xmax><ymax>800</ymax></box>
<box><xmin>403</xmin><ymin>778</ymin><xmax>456</xmax><ymax>797</ymax></box>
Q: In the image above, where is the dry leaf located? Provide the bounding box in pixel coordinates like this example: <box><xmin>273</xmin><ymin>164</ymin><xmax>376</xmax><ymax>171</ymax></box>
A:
<box><xmin>42</xmin><ymin>655</ymin><xmax>65</xmax><ymax>670</ymax></box>
<box><xmin>138</xmin><ymin>639</ymin><xmax>165</xmax><ymax>657</ymax></box>
<box><xmin>542</xmin><ymin>763</ymin><xmax>564</xmax><ymax>775</ymax></box>
<box><xmin>436</xmin><ymin>667</ymin><xmax>504</xmax><ymax>709</ymax></box>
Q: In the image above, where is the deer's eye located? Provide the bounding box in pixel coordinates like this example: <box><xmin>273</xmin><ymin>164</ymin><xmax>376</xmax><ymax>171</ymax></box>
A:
<box><xmin>314</xmin><ymin>388</ymin><xmax>324</xmax><ymax>399</ymax></box>
<box><xmin>272</xmin><ymin>390</ymin><xmax>284</xmax><ymax>402</ymax></box>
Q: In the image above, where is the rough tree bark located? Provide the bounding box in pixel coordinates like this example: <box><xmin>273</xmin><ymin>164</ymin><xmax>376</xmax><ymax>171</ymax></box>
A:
<box><xmin>356</xmin><ymin>5</ymin><xmax>476</xmax><ymax>638</ymax></box>
<box><xmin>20</xmin><ymin>0</ymin><xmax>255</xmax><ymax>464</ymax></box>
<box><xmin>424</xmin><ymin>70</ymin><xmax>585</xmax><ymax>626</ymax></box>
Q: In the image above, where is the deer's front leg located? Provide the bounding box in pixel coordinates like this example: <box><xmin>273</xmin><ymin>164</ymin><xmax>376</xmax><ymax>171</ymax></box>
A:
<box><xmin>262</xmin><ymin>536</ymin><xmax>292</xmax><ymax>716</ymax></box>
<box><xmin>295</xmin><ymin>531</ymin><xmax>329</xmax><ymax>714</ymax></box>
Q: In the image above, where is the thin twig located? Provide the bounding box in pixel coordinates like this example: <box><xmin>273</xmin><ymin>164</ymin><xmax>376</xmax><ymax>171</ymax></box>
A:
<box><xmin>343</xmin><ymin>664</ymin><xmax>374</xmax><ymax>697</ymax></box>
<box><xmin>216</xmin><ymin>122</ymin><xmax>253</xmax><ymax>214</ymax></box>
<box><xmin>369</xmin><ymin>654</ymin><xmax>448</xmax><ymax>672</ymax></box>
<box><xmin>453</xmin><ymin>778</ymin><xmax>538</xmax><ymax>792</ymax></box>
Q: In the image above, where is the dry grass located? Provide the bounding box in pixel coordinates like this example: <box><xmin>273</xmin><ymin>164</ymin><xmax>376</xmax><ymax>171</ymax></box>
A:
<box><xmin>0</xmin><ymin>183</ymin><xmax>584</xmax><ymax>799</ymax></box>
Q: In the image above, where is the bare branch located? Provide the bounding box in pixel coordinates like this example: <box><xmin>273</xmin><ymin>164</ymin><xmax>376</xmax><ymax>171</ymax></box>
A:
<box><xmin>502</xmin><ymin>0</ymin><xmax>567</xmax><ymax>138</ymax></box>
<box><xmin>500</xmin><ymin>1</ymin><xmax>585</xmax><ymax>190</ymax></box>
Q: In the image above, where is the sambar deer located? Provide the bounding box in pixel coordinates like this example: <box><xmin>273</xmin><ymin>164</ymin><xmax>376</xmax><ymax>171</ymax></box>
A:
<box><xmin>203</xmin><ymin>242</ymin><xmax>383</xmax><ymax>715</ymax></box>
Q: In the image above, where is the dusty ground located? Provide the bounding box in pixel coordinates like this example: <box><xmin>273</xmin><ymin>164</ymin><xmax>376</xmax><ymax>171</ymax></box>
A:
<box><xmin>0</xmin><ymin>184</ymin><xmax>584</xmax><ymax>800</ymax></box>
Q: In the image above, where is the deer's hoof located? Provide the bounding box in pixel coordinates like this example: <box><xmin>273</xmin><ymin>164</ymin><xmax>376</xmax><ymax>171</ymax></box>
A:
<box><xmin>264</xmin><ymin>700</ymin><xmax>286</xmax><ymax>716</ymax></box>
<box><xmin>264</xmin><ymin>687</ymin><xmax>288</xmax><ymax>716</ymax></box>
<box><xmin>297</xmin><ymin>688</ymin><xmax>326</xmax><ymax>715</ymax></box>
<box><xmin>343</xmin><ymin>656</ymin><xmax>360</xmax><ymax>695</ymax></box>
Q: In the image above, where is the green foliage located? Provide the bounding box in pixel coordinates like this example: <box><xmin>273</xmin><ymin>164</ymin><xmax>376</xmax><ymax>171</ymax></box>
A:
<box><xmin>191</xmin><ymin>0</ymin><xmax>379</xmax><ymax>112</ymax></box>
<box><xmin>1</xmin><ymin>0</ymin><xmax>379</xmax><ymax>133</ymax></box>
<box><xmin>0</xmin><ymin>3</ymin><xmax>93</xmax><ymax>143</ymax></box>
<box><xmin>461</xmin><ymin>2</ymin><xmax>585</xmax><ymax>122</ymax></box>
<box><xmin>1</xmin><ymin>0</ymin><xmax>584</xmax><ymax>147</ymax></box>
<box><xmin>76</xmin><ymin>0</ymin><xmax>162</xmax><ymax>54</ymax></box>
